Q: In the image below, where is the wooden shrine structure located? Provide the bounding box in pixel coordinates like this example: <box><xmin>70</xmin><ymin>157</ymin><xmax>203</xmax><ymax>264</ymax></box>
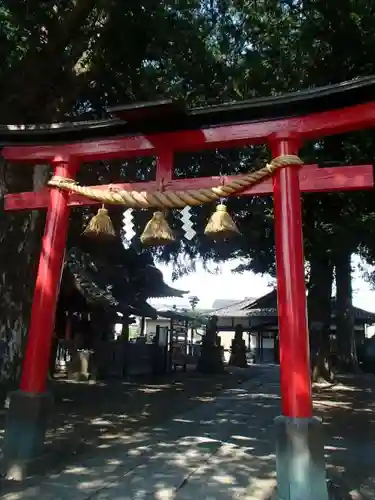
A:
<box><xmin>2</xmin><ymin>76</ymin><xmax>375</xmax><ymax>498</ymax></box>
<box><xmin>212</xmin><ymin>290</ymin><xmax>375</xmax><ymax>364</ymax></box>
<box><xmin>54</xmin><ymin>243</ymin><xmax>187</xmax><ymax>380</ymax></box>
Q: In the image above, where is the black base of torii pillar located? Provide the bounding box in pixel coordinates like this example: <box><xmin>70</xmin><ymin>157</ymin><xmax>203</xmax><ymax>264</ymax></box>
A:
<box><xmin>275</xmin><ymin>417</ymin><xmax>328</xmax><ymax>500</ymax></box>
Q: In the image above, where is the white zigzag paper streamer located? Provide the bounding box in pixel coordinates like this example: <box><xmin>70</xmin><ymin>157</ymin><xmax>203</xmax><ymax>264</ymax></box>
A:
<box><xmin>122</xmin><ymin>209</ymin><xmax>136</xmax><ymax>247</ymax></box>
<box><xmin>181</xmin><ymin>206</ymin><xmax>195</xmax><ymax>240</ymax></box>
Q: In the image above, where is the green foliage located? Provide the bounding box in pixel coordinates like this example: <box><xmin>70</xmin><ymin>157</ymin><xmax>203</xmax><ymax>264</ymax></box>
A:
<box><xmin>3</xmin><ymin>0</ymin><xmax>375</xmax><ymax>283</ymax></box>
<box><xmin>4</xmin><ymin>0</ymin><xmax>375</xmax><ymax>382</ymax></box>
<box><xmin>152</xmin><ymin>0</ymin><xmax>375</xmax><ymax>281</ymax></box>
<box><xmin>189</xmin><ymin>295</ymin><xmax>200</xmax><ymax>310</ymax></box>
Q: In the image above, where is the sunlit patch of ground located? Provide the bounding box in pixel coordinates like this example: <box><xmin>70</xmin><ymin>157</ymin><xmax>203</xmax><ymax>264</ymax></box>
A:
<box><xmin>313</xmin><ymin>373</ymin><xmax>375</xmax><ymax>499</ymax></box>
<box><xmin>1</xmin><ymin>366</ymin><xmax>374</xmax><ymax>499</ymax></box>
<box><xmin>0</xmin><ymin>366</ymin><xmax>254</xmax><ymax>482</ymax></box>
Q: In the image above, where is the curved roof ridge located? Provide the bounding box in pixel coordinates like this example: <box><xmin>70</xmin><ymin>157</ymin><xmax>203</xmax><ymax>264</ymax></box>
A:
<box><xmin>1</xmin><ymin>76</ymin><xmax>375</xmax><ymax>145</ymax></box>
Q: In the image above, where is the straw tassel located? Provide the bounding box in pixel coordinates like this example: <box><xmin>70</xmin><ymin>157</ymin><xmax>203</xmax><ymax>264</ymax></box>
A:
<box><xmin>83</xmin><ymin>205</ymin><xmax>116</xmax><ymax>238</ymax></box>
<box><xmin>204</xmin><ymin>203</ymin><xmax>241</xmax><ymax>239</ymax></box>
<box><xmin>140</xmin><ymin>211</ymin><xmax>175</xmax><ymax>246</ymax></box>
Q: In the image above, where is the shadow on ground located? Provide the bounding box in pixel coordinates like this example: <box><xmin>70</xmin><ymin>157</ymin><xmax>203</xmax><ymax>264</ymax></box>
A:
<box><xmin>0</xmin><ymin>366</ymin><xmax>251</xmax><ymax>472</ymax></box>
<box><xmin>313</xmin><ymin>373</ymin><xmax>375</xmax><ymax>499</ymax></box>
<box><xmin>2</xmin><ymin>366</ymin><xmax>374</xmax><ymax>499</ymax></box>
<box><xmin>1</xmin><ymin>366</ymin><xmax>280</xmax><ymax>499</ymax></box>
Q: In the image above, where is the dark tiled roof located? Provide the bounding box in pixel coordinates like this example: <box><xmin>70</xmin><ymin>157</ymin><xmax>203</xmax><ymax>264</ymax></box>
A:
<box><xmin>63</xmin><ymin>247</ymin><xmax>157</xmax><ymax>318</ymax></box>
<box><xmin>77</xmin><ymin>238</ymin><xmax>187</xmax><ymax>300</ymax></box>
<box><xmin>211</xmin><ymin>297</ymin><xmax>259</xmax><ymax>317</ymax></box>
<box><xmin>244</xmin><ymin>291</ymin><xmax>277</xmax><ymax>311</ymax></box>
<box><xmin>3</xmin><ymin>76</ymin><xmax>375</xmax><ymax>144</ymax></box>
<box><xmin>211</xmin><ymin>288</ymin><xmax>375</xmax><ymax>325</ymax></box>
<box><xmin>211</xmin><ymin>299</ymin><xmax>242</xmax><ymax>310</ymax></box>
<box><xmin>148</xmin><ymin>283</ymin><xmax>188</xmax><ymax>299</ymax></box>
<box><xmin>66</xmin><ymin>249</ymin><xmax>118</xmax><ymax>308</ymax></box>
<box><xmin>157</xmin><ymin>309</ymin><xmax>206</xmax><ymax>324</ymax></box>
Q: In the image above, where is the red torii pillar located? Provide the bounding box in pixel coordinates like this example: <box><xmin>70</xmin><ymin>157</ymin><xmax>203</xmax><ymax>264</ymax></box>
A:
<box><xmin>1</xmin><ymin>101</ymin><xmax>374</xmax><ymax>495</ymax></box>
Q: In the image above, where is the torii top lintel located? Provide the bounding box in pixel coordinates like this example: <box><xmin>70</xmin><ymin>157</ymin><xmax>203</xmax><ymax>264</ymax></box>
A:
<box><xmin>2</xmin><ymin>76</ymin><xmax>375</xmax><ymax>163</ymax></box>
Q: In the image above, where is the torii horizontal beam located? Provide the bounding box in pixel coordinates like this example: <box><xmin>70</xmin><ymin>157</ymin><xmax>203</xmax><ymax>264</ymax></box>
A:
<box><xmin>4</xmin><ymin>164</ymin><xmax>373</xmax><ymax>211</ymax></box>
<box><xmin>3</xmin><ymin>101</ymin><xmax>375</xmax><ymax>162</ymax></box>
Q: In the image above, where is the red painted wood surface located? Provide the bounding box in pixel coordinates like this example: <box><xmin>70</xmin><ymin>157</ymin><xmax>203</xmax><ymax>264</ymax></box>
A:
<box><xmin>4</xmin><ymin>164</ymin><xmax>373</xmax><ymax>211</ymax></box>
<box><xmin>3</xmin><ymin>101</ymin><xmax>375</xmax><ymax>163</ymax></box>
<box><xmin>4</xmin><ymin>96</ymin><xmax>374</xmax><ymax>404</ymax></box>
<box><xmin>155</xmin><ymin>150</ymin><xmax>173</xmax><ymax>185</ymax></box>
<box><xmin>20</xmin><ymin>159</ymin><xmax>79</xmax><ymax>393</ymax></box>
<box><xmin>271</xmin><ymin>138</ymin><xmax>313</xmax><ymax>418</ymax></box>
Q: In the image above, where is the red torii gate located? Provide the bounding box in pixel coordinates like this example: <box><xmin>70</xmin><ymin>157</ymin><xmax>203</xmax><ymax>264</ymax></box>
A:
<box><xmin>2</xmin><ymin>77</ymin><xmax>375</xmax><ymax>497</ymax></box>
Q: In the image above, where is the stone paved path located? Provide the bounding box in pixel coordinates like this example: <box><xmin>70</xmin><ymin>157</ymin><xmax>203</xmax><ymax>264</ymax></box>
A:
<box><xmin>1</xmin><ymin>366</ymin><xmax>279</xmax><ymax>499</ymax></box>
<box><xmin>313</xmin><ymin>373</ymin><xmax>375</xmax><ymax>500</ymax></box>
<box><xmin>0</xmin><ymin>366</ymin><xmax>252</xmax><ymax>479</ymax></box>
<box><xmin>1</xmin><ymin>366</ymin><xmax>375</xmax><ymax>499</ymax></box>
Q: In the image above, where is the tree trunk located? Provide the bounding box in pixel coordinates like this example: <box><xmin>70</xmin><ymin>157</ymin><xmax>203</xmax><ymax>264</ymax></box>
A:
<box><xmin>0</xmin><ymin>2</ymin><xmax>109</xmax><ymax>394</ymax></box>
<box><xmin>335</xmin><ymin>249</ymin><xmax>357</xmax><ymax>371</ymax></box>
<box><xmin>307</xmin><ymin>252</ymin><xmax>334</xmax><ymax>382</ymax></box>
<box><xmin>0</xmin><ymin>160</ymin><xmax>46</xmax><ymax>392</ymax></box>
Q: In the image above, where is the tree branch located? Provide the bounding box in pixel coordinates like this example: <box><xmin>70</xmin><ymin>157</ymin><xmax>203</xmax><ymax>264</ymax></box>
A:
<box><xmin>4</xmin><ymin>0</ymin><xmax>111</xmax><ymax>121</ymax></box>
